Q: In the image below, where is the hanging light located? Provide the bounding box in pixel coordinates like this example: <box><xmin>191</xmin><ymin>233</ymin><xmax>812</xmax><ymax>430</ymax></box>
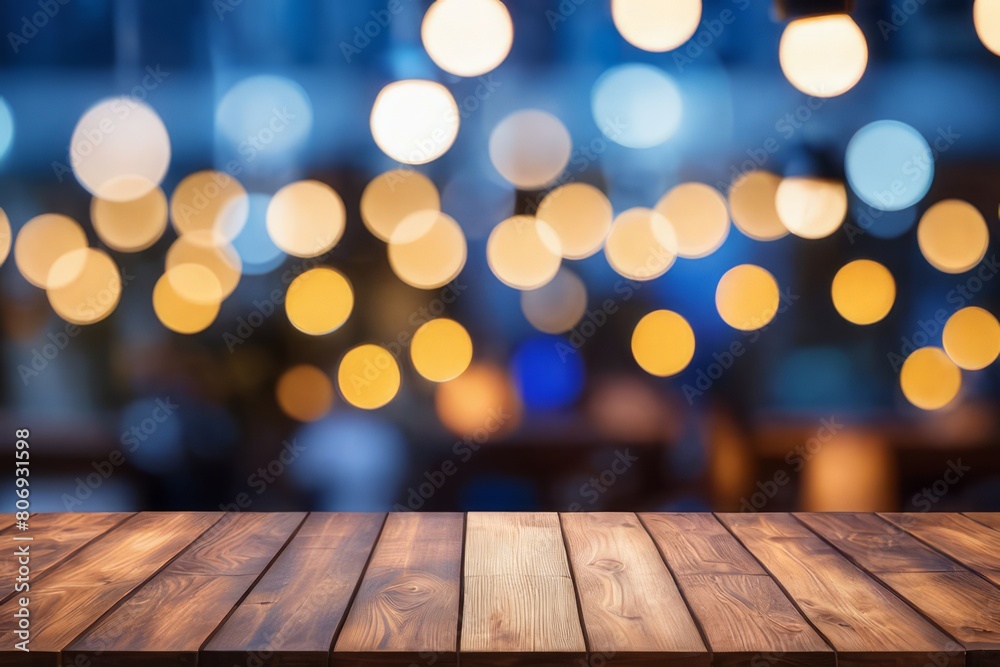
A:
<box><xmin>776</xmin><ymin>1</ymin><xmax>867</xmax><ymax>98</ymax></box>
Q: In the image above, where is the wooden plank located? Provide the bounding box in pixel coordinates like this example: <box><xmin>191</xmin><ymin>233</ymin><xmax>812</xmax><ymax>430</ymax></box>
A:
<box><xmin>0</xmin><ymin>512</ymin><xmax>222</xmax><ymax>667</ymax></box>
<box><xmin>964</xmin><ymin>513</ymin><xmax>1000</xmax><ymax>532</ymax></box>
<box><xmin>720</xmin><ymin>513</ymin><xmax>962</xmax><ymax>667</ymax></box>
<box><xmin>203</xmin><ymin>512</ymin><xmax>384</xmax><ymax>667</ymax></box>
<box><xmin>64</xmin><ymin>512</ymin><xmax>304</xmax><ymax>667</ymax></box>
<box><xmin>882</xmin><ymin>513</ymin><xmax>1000</xmax><ymax>586</ymax></box>
<box><xmin>561</xmin><ymin>513</ymin><xmax>707</xmax><ymax>666</ymax></box>
<box><xmin>334</xmin><ymin>513</ymin><xmax>463</xmax><ymax>666</ymax></box>
<box><xmin>461</xmin><ymin>512</ymin><xmax>586</xmax><ymax>667</ymax></box>
<box><xmin>642</xmin><ymin>514</ymin><xmax>833</xmax><ymax>667</ymax></box>
<box><xmin>0</xmin><ymin>515</ymin><xmax>14</xmax><ymax>530</ymax></box>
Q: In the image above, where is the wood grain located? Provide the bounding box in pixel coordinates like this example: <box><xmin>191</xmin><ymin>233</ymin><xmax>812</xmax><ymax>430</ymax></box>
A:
<box><xmin>561</xmin><ymin>513</ymin><xmax>707</xmax><ymax>666</ymax></box>
<box><xmin>882</xmin><ymin>512</ymin><xmax>1000</xmax><ymax>586</ymax></box>
<box><xmin>203</xmin><ymin>512</ymin><xmax>384</xmax><ymax>667</ymax></box>
<box><xmin>640</xmin><ymin>513</ymin><xmax>765</xmax><ymax>576</ymax></box>
<box><xmin>334</xmin><ymin>513</ymin><xmax>463</xmax><ymax>666</ymax></box>
<box><xmin>964</xmin><ymin>513</ymin><xmax>1000</xmax><ymax>532</ymax></box>
<box><xmin>461</xmin><ymin>512</ymin><xmax>586</xmax><ymax>667</ymax></box>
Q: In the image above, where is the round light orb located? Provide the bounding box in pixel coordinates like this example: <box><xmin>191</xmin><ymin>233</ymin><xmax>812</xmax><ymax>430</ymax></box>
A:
<box><xmin>276</xmin><ymin>365</ymin><xmax>334</xmax><ymax>422</ymax></box>
<box><xmin>536</xmin><ymin>183</ymin><xmax>612</xmax><ymax>259</ymax></box>
<box><xmin>421</xmin><ymin>0</ymin><xmax>513</xmax><ymax>76</ymax></box>
<box><xmin>216</xmin><ymin>75</ymin><xmax>313</xmax><ymax>154</ymax></box>
<box><xmin>337</xmin><ymin>344</ymin><xmax>401</xmax><ymax>410</ymax></box>
<box><xmin>361</xmin><ymin>169</ymin><xmax>440</xmax><ymax>242</ymax></box>
<box><xmin>165</xmin><ymin>235</ymin><xmax>242</xmax><ymax>303</ymax></box>
<box><xmin>975</xmin><ymin>0</ymin><xmax>1000</xmax><ymax>55</ymax></box>
<box><xmin>233</xmin><ymin>193</ymin><xmax>285</xmax><ymax>275</ymax></box>
<box><xmin>267</xmin><ymin>180</ymin><xmax>346</xmax><ymax>258</ymax></box>
<box><xmin>520</xmin><ymin>267</ymin><xmax>587</xmax><ymax>334</ymax></box>
<box><xmin>655</xmin><ymin>182</ymin><xmax>730</xmax><ymax>258</ymax></box>
<box><xmin>631</xmin><ymin>310</ymin><xmax>696</xmax><ymax>377</ymax></box>
<box><xmin>46</xmin><ymin>248</ymin><xmax>121</xmax><ymax>325</ymax></box>
<box><xmin>435</xmin><ymin>362</ymin><xmax>521</xmax><ymax>437</ymax></box>
<box><xmin>611</xmin><ymin>0</ymin><xmax>701</xmax><ymax>52</ymax></box>
<box><xmin>91</xmin><ymin>186</ymin><xmax>168</xmax><ymax>253</ymax></box>
<box><xmin>846</xmin><ymin>120</ymin><xmax>933</xmax><ymax>212</ymax></box>
<box><xmin>170</xmin><ymin>170</ymin><xmax>249</xmax><ymax>246</ymax></box>
<box><xmin>388</xmin><ymin>210</ymin><xmax>467</xmax><ymax>289</ymax></box>
<box><xmin>943</xmin><ymin>307</ymin><xmax>1000</xmax><ymax>371</ymax></box>
<box><xmin>285</xmin><ymin>267</ymin><xmax>353</xmax><ymax>335</ymax></box>
<box><xmin>14</xmin><ymin>214</ymin><xmax>88</xmax><ymax>288</ymax></box>
<box><xmin>0</xmin><ymin>208</ymin><xmax>13</xmax><ymax>267</ymax></box>
<box><xmin>0</xmin><ymin>97</ymin><xmax>13</xmax><ymax>162</ymax></box>
<box><xmin>917</xmin><ymin>200</ymin><xmax>989</xmax><ymax>274</ymax></box>
<box><xmin>370</xmin><ymin>80</ymin><xmax>459</xmax><ymax>165</ymax></box>
<box><xmin>775</xmin><ymin>177</ymin><xmax>847</xmax><ymax>239</ymax></box>
<box><xmin>604</xmin><ymin>208</ymin><xmax>678</xmax><ymax>281</ymax></box>
<box><xmin>900</xmin><ymin>347</ymin><xmax>962</xmax><ymax>411</ymax></box>
<box><xmin>779</xmin><ymin>14</ymin><xmax>868</xmax><ymax>97</ymax></box>
<box><xmin>153</xmin><ymin>270</ymin><xmax>220</xmax><ymax>334</ymax></box>
<box><xmin>486</xmin><ymin>215</ymin><xmax>562</xmax><ymax>290</ymax></box>
<box><xmin>831</xmin><ymin>259</ymin><xmax>895</xmax><ymax>325</ymax></box>
<box><xmin>716</xmin><ymin>264</ymin><xmax>780</xmax><ymax>331</ymax></box>
<box><xmin>411</xmin><ymin>318</ymin><xmax>474</xmax><ymax>382</ymax></box>
<box><xmin>728</xmin><ymin>170</ymin><xmax>788</xmax><ymax>241</ymax></box>
<box><xmin>489</xmin><ymin>110</ymin><xmax>571</xmax><ymax>189</ymax></box>
<box><xmin>592</xmin><ymin>64</ymin><xmax>682</xmax><ymax>148</ymax></box>
<box><xmin>164</xmin><ymin>263</ymin><xmax>223</xmax><ymax>308</ymax></box>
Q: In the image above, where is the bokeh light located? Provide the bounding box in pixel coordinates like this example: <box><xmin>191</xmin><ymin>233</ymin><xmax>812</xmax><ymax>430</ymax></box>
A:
<box><xmin>285</xmin><ymin>267</ymin><xmax>353</xmax><ymax>335</ymax></box>
<box><xmin>727</xmin><ymin>170</ymin><xmax>788</xmax><ymax>241</ymax></box>
<box><xmin>801</xmin><ymin>433</ymin><xmax>896</xmax><ymax>512</ymax></box>
<box><xmin>846</xmin><ymin>120</ymin><xmax>933</xmax><ymax>211</ymax></box>
<box><xmin>511</xmin><ymin>336</ymin><xmax>585</xmax><ymax>410</ymax></box>
<box><xmin>337</xmin><ymin>344</ymin><xmax>401</xmax><ymax>410</ymax></box>
<box><xmin>421</xmin><ymin>0</ymin><xmax>513</xmax><ymax>76</ymax></box>
<box><xmin>486</xmin><ymin>215</ymin><xmax>562</xmax><ymax>290</ymax></box>
<box><xmin>361</xmin><ymin>169</ymin><xmax>440</xmax><ymax>242</ymax></box>
<box><xmin>153</xmin><ymin>269</ymin><xmax>220</xmax><ymax>334</ymax></box>
<box><xmin>411</xmin><ymin>318</ymin><xmax>473</xmax><ymax>382</ymax></box>
<box><xmin>943</xmin><ymin>306</ymin><xmax>1000</xmax><ymax>371</ymax></box>
<box><xmin>592</xmin><ymin>64</ymin><xmax>682</xmax><ymax>148</ymax></box>
<box><xmin>716</xmin><ymin>264</ymin><xmax>780</xmax><ymax>331</ymax></box>
<box><xmin>900</xmin><ymin>347</ymin><xmax>962</xmax><ymax>410</ymax></box>
<box><xmin>831</xmin><ymin>259</ymin><xmax>896</xmax><ymax>325</ymax></box>
<box><xmin>775</xmin><ymin>177</ymin><xmax>847</xmax><ymax>239</ymax></box>
<box><xmin>779</xmin><ymin>14</ymin><xmax>868</xmax><ymax>97</ymax></box>
<box><xmin>14</xmin><ymin>214</ymin><xmax>88</xmax><ymax>288</ymax></box>
<box><xmin>370</xmin><ymin>80</ymin><xmax>459</xmax><ymax>165</ymax></box>
<box><xmin>654</xmin><ymin>182</ymin><xmax>730</xmax><ymax>258</ymax></box>
<box><xmin>91</xmin><ymin>186</ymin><xmax>168</xmax><ymax>253</ymax></box>
<box><xmin>520</xmin><ymin>267</ymin><xmax>587</xmax><ymax>334</ymax></box>
<box><xmin>232</xmin><ymin>193</ymin><xmax>285</xmax><ymax>275</ymax></box>
<box><xmin>165</xmin><ymin>235</ymin><xmax>242</xmax><ymax>303</ymax></box>
<box><xmin>0</xmin><ymin>97</ymin><xmax>13</xmax><ymax>162</ymax></box>
<box><xmin>917</xmin><ymin>199</ymin><xmax>989</xmax><ymax>274</ymax></box>
<box><xmin>266</xmin><ymin>180</ymin><xmax>346</xmax><ymax>258</ymax></box>
<box><xmin>0</xmin><ymin>208</ymin><xmax>12</xmax><ymax>267</ymax></box>
<box><xmin>276</xmin><ymin>365</ymin><xmax>334</xmax><ymax>422</ymax></box>
<box><xmin>216</xmin><ymin>76</ymin><xmax>312</xmax><ymax>154</ymax></box>
<box><xmin>631</xmin><ymin>310</ymin><xmax>695</xmax><ymax>377</ymax></box>
<box><xmin>975</xmin><ymin>0</ymin><xmax>1000</xmax><ymax>55</ymax></box>
<box><xmin>45</xmin><ymin>248</ymin><xmax>121</xmax><ymax>325</ymax></box>
<box><xmin>163</xmin><ymin>263</ymin><xmax>223</xmax><ymax>307</ymax></box>
<box><xmin>536</xmin><ymin>183</ymin><xmax>612</xmax><ymax>260</ymax></box>
<box><xmin>388</xmin><ymin>210</ymin><xmax>467</xmax><ymax>289</ymax></box>
<box><xmin>435</xmin><ymin>362</ymin><xmax>521</xmax><ymax>437</ymax></box>
<box><xmin>604</xmin><ymin>208</ymin><xmax>677</xmax><ymax>281</ymax></box>
<box><xmin>611</xmin><ymin>0</ymin><xmax>701</xmax><ymax>52</ymax></box>
<box><xmin>489</xmin><ymin>110</ymin><xmax>571</xmax><ymax>189</ymax></box>
<box><xmin>170</xmin><ymin>170</ymin><xmax>249</xmax><ymax>246</ymax></box>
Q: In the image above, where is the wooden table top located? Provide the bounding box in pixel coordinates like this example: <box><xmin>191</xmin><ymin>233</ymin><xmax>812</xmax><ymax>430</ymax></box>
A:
<box><xmin>0</xmin><ymin>512</ymin><xmax>997</xmax><ymax>667</ymax></box>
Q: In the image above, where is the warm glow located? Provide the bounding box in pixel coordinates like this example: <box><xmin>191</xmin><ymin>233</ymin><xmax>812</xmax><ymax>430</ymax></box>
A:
<box><xmin>267</xmin><ymin>180</ymin><xmax>346</xmax><ymax>258</ymax></box>
<box><xmin>943</xmin><ymin>306</ymin><xmax>1000</xmax><ymax>371</ymax></box>
<box><xmin>631</xmin><ymin>310</ymin><xmax>696</xmax><ymax>377</ymax></box>
<box><xmin>276</xmin><ymin>365</ymin><xmax>334</xmax><ymax>422</ymax></box>
<box><xmin>779</xmin><ymin>14</ymin><xmax>868</xmax><ymax>97</ymax></box>
<box><xmin>917</xmin><ymin>199</ymin><xmax>989</xmax><ymax>274</ymax></box>
<box><xmin>831</xmin><ymin>259</ymin><xmax>896</xmax><ymax>325</ymax></box>
<box><xmin>411</xmin><ymin>318</ymin><xmax>474</xmax><ymax>382</ymax></box>
<box><xmin>716</xmin><ymin>264</ymin><xmax>780</xmax><ymax>331</ymax></box>
<box><xmin>285</xmin><ymin>267</ymin><xmax>353</xmax><ymax>335</ymax></box>
<box><xmin>900</xmin><ymin>347</ymin><xmax>962</xmax><ymax>410</ymax></box>
<box><xmin>370</xmin><ymin>80</ymin><xmax>459</xmax><ymax>165</ymax></box>
<box><xmin>520</xmin><ymin>267</ymin><xmax>587</xmax><ymax>334</ymax></box>
<box><xmin>91</xmin><ymin>187</ymin><xmax>168</xmax><ymax>253</ymax></box>
<box><xmin>165</xmin><ymin>235</ymin><xmax>242</xmax><ymax>304</ymax></box>
<box><xmin>801</xmin><ymin>433</ymin><xmax>895</xmax><ymax>511</ymax></box>
<box><xmin>655</xmin><ymin>182</ymin><xmax>730</xmax><ymax>258</ymax></box>
<box><xmin>775</xmin><ymin>177</ymin><xmax>847</xmax><ymax>239</ymax></box>
<box><xmin>164</xmin><ymin>263</ymin><xmax>223</xmax><ymax>308</ymax></box>
<box><xmin>14</xmin><ymin>214</ymin><xmax>88</xmax><ymax>288</ymax></box>
<box><xmin>975</xmin><ymin>0</ymin><xmax>1000</xmax><ymax>55</ymax></box>
<box><xmin>337</xmin><ymin>344</ymin><xmax>401</xmax><ymax>410</ymax></box>
<box><xmin>611</xmin><ymin>0</ymin><xmax>701</xmax><ymax>52</ymax></box>
<box><xmin>153</xmin><ymin>269</ymin><xmax>220</xmax><ymax>334</ymax></box>
<box><xmin>0</xmin><ymin>208</ymin><xmax>11</xmax><ymax>267</ymax></box>
<box><xmin>45</xmin><ymin>248</ymin><xmax>121</xmax><ymax>325</ymax></box>
<box><xmin>360</xmin><ymin>169</ymin><xmax>440</xmax><ymax>242</ymax></box>
<box><xmin>170</xmin><ymin>170</ymin><xmax>248</xmax><ymax>246</ymax></box>
<box><xmin>421</xmin><ymin>0</ymin><xmax>513</xmax><ymax>76</ymax></box>
<box><xmin>604</xmin><ymin>208</ymin><xmax>677</xmax><ymax>281</ymax></box>
<box><xmin>489</xmin><ymin>110</ymin><xmax>571</xmax><ymax>190</ymax></box>
<box><xmin>435</xmin><ymin>362</ymin><xmax>521</xmax><ymax>436</ymax></box>
<box><xmin>486</xmin><ymin>215</ymin><xmax>562</xmax><ymax>290</ymax></box>
<box><xmin>728</xmin><ymin>170</ymin><xmax>788</xmax><ymax>241</ymax></box>
<box><xmin>536</xmin><ymin>183</ymin><xmax>612</xmax><ymax>260</ymax></box>
<box><xmin>388</xmin><ymin>211</ymin><xmax>467</xmax><ymax>289</ymax></box>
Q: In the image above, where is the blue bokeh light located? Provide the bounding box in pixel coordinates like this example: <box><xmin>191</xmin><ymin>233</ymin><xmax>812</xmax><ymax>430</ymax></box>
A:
<box><xmin>511</xmin><ymin>335</ymin><xmax>585</xmax><ymax>410</ymax></box>
<box><xmin>591</xmin><ymin>64</ymin><xmax>683</xmax><ymax>149</ymax></box>
<box><xmin>846</xmin><ymin>120</ymin><xmax>933</xmax><ymax>212</ymax></box>
<box><xmin>233</xmin><ymin>193</ymin><xmax>286</xmax><ymax>275</ymax></box>
<box><xmin>0</xmin><ymin>98</ymin><xmax>14</xmax><ymax>162</ymax></box>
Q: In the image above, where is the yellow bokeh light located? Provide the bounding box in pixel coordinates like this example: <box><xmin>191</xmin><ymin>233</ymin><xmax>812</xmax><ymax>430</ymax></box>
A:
<box><xmin>489</xmin><ymin>110</ymin><xmax>572</xmax><ymax>190</ymax></box>
<box><xmin>520</xmin><ymin>267</ymin><xmax>587</xmax><ymax>334</ymax></box>
<box><xmin>91</xmin><ymin>186</ymin><xmax>168</xmax><ymax>253</ymax></box>
<box><xmin>604</xmin><ymin>208</ymin><xmax>677</xmax><ymax>281</ymax></box>
<box><xmin>831</xmin><ymin>259</ymin><xmax>895</xmax><ymax>325</ymax></box>
<box><xmin>975</xmin><ymin>0</ymin><xmax>1000</xmax><ymax>56</ymax></box>
<box><xmin>421</xmin><ymin>0</ymin><xmax>513</xmax><ymax>77</ymax></box>
<box><xmin>153</xmin><ymin>269</ymin><xmax>220</xmax><ymax>334</ymax></box>
<box><xmin>370</xmin><ymin>80</ymin><xmax>459</xmax><ymax>165</ymax></box>
<box><xmin>45</xmin><ymin>248</ymin><xmax>121</xmax><ymax>325</ymax></box>
<box><xmin>388</xmin><ymin>211</ymin><xmax>467</xmax><ymax>289</ymax></box>
<box><xmin>775</xmin><ymin>177</ymin><xmax>847</xmax><ymax>239</ymax></box>
<box><xmin>611</xmin><ymin>0</ymin><xmax>701</xmax><ymax>52</ymax></box>
<box><xmin>360</xmin><ymin>170</ymin><xmax>440</xmax><ymax>242</ymax></box>
<box><xmin>411</xmin><ymin>318</ymin><xmax>474</xmax><ymax>382</ymax></box>
<box><xmin>487</xmin><ymin>215</ymin><xmax>562</xmax><ymax>290</ymax></box>
<box><xmin>631</xmin><ymin>310</ymin><xmax>696</xmax><ymax>377</ymax></box>
<box><xmin>0</xmin><ymin>208</ymin><xmax>11</xmax><ymax>267</ymax></box>
<box><xmin>165</xmin><ymin>235</ymin><xmax>242</xmax><ymax>304</ymax></box>
<box><xmin>716</xmin><ymin>264</ymin><xmax>780</xmax><ymax>331</ymax></box>
<box><xmin>943</xmin><ymin>306</ymin><xmax>1000</xmax><ymax>371</ymax></box>
<box><xmin>536</xmin><ymin>183</ymin><xmax>612</xmax><ymax>260</ymax></box>
<box><xmin>164</xmin><ymin>263</ymin><xmax>223</xmax><ymax>307</ymax></box>
<box><xmin>655</xmin><ymin>182</ymin><xmax>730</xmax><ymax>258</ymax></box>
<box><xmin>779</xmin><ymin>14</ymin><xmax>868</xmax><ymax>97</ymax></box>
<box><xmin>900</xmin><ymin>347</ymin><xmax>962</xmax><ymax>411</ymax></box>
<box><xmin>728</xmin><ymin>170</ymin><xmax>788</xmax><ymax>241</ymax></box>
<box><xmin>14</xmin><ymin>214</ymin><xmax>88</xmax><ymax>289</ymax></box>
<box><xmin>276</xmin><ymin>365</ymin><xmax>334</xmax><ymax>422</ymax></box>
<box><xmin>285</xmin><ymin>267</ymin><xmax>353</xmax><ymax>335</ymax></box>
<box><xmin>917</xmin><ymin>199</ymin><xmax>989</xmax><ymax>274</ymax></box>
<box><xmin>801</xmin><ymin>433</ymin><xmax>895</xmax><ymax>512</ymax></box>
<box><xmin>435</xmin><ymin>362</ymin><xmax>521</xmax><ymax>437</ymax></box>
<box><xmin>170</xmin><ymin>171</ymin><xmax>248</xmax><ymax>246</ymax></box>
<box><xmin>267</xmin><ymin>180</ymin><xmax>346</xmax><ymax>258</ymax></box>
<box><xmin>337</xmin><ymin>344</ymin><xmax>401</xmax><ymax>410</ymax></box>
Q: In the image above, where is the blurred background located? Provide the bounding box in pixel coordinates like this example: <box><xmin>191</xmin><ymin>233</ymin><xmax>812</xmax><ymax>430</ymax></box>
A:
<box><xmin>1</xmin><ymin>0</ymin><xmax>998</xmax><ymax>514</ymax></box>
